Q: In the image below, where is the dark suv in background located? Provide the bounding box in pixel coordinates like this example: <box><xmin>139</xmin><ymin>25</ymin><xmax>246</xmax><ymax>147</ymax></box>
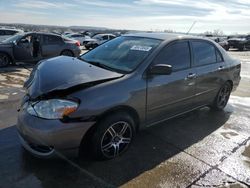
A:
<box><xmin>17</xmin><ymin>33</ymin><xmax>241</xmax><ymax>160</ymax></box>
<box><xmin>209</xmin><ymin>37</ymin><xmax>229</xmax><ymax>51</ymax></box>
<box><xmin>0</xmin><ymin>32</ymin><xmax>81</xmax><ymax>67</ymax></box>
<box><xmin>228</xmin><ymin>35</ymin><xmax>250</xmax><ymax>51</ymax></box>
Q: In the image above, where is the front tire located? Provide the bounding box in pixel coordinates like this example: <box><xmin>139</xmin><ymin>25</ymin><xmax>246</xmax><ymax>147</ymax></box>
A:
<box><xmin>211</xmin><ymin>82</ymin><xmax>232</xmax><ymax>111</ymax></box>
<box><xmin>0</xmin><ymin>53</ymin><xmax>11</xmax><ymax>67</ymax></box>
<box><xmin>91</xmin><ymin>112</ymin><xmax>135</xmax><ymax>160</ymax></box>
<box><xmin>92</xmin><ymin>44</ymin><xmax>98</xmax><ymax>49</ymax></box>
<box><xmin>61</xmin><ymin>50</ymin><xmax>74</xmax><ymax>57</ymax></box>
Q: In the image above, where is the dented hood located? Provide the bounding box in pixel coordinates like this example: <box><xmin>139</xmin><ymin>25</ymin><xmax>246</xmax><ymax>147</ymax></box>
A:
<box><xmin>25</xmin><ymin>56</ymin><xmax>123</xmax><ymax>99</ymax></box>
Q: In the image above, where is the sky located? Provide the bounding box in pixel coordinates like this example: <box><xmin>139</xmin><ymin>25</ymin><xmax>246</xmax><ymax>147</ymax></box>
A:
<box><xmin>0</xmin><ymin>0</ymin><xmax>250</xmax><ymax>34</ymax></box>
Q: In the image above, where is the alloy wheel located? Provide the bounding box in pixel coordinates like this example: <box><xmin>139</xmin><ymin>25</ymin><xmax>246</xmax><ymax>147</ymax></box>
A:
<box><xmin>217</xmin><ymin>84</ymin><xmax>231</xmax><ymax>108</ymax></box>
<box><xmin>101</xmin><ymin>121</ymin><xmax>132</xmax><ymax>158</ymax></box>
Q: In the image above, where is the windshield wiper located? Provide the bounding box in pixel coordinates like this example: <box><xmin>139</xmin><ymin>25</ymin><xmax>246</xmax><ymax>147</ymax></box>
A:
<box><xmin>77</xmin><ymin>57</ymin><xmax>128</xmax><ymax>74</ymax></box>
<box><xmin>89</xmin><ymin>61</ymin><xmax>114</xmax><ymax>71</ymax></box>
<box><xmin>78</xmin><ymin>57</ymin><xmax>116</xmax><ymax>72</ymax></box>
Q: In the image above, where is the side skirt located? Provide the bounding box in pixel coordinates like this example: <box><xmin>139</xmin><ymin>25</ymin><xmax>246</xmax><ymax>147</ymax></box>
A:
<box><xmin>145</xmin><ymin>104</ymin><xmax>209</xmax><ymax>128</ymax></box>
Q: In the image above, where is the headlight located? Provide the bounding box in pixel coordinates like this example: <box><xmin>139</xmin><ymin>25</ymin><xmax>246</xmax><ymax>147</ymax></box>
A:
<box><xmin>26</xmin><ymin>99</ymin><xmax>78</xmax><ymax>119</ymax></box>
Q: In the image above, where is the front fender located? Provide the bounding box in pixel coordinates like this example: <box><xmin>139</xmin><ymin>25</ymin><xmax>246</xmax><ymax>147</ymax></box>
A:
<box><xmin>68</xmin><ymin>75</ymin><xmax>147</xmax><ymax>128</ymax></box>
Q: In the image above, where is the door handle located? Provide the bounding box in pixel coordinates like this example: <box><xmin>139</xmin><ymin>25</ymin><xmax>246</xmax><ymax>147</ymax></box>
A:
<box><xmin>218</xmin><ymin>66</ymin><xmax>224</xmax><ymax>71</ymax></box>
<box><xmin>186</xmin><ymin>73</ymin><xmax>196</xmax><ymax>80</ymax></box>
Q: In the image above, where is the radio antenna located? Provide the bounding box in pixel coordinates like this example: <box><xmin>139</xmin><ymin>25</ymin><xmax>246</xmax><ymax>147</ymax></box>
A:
<box><xmin>186</xmin><ymin>21</ymin><xmax>197</xmax><ymax>34</ymax></box>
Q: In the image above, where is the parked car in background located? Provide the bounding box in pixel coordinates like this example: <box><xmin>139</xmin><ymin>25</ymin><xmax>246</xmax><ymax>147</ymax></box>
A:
<box><xmin>209</xmin><ymin>37</ymin><xmax>229</xmax><ymax>51</ymax></box>
<box><xmin>0</xmin><ymin>32</ymin><xmax>81</xmax><ymax>67</ymax></box>
<box><xmin>0</xmin><ymin>28</ymin><xmax>23</xmax><ymax>42</ymax></box>
<box><xmin>84</xmin><ymin>34</ymin><xmax>116</xmax><ymax>49</ymax></box>
<box><xmin>62</xmin><ymin>32</ymin><xmax>73</xmax><ymax>36</ymax></box>
<box><xmin>65</xmin><ymin>33</ymin><xmax>91</xmax><ymax>46</ymax></box>
<box><xmin>17</xmin><ymin>33</ymin><xmax>241</xmax><ymax>160</ymax></box>
<box><xmin>228</xmin><ymin>35</ymin><xmax>250</xmax><ymax>51</ymax></box>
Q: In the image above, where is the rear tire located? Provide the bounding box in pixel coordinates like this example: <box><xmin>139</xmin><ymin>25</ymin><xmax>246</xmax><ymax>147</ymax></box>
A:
<box><xmin>0</xmin><ymin>53</ymin><xmax>11</xmax><ymax>67</ymax></box>
<box><xmin>211</xmin><ymin>82</ymin><xmax>232</xmax><ymax>111</ymax></box>
<box><xmin>90</xmin><ymin>112</ymin><xmax>135</xmax><ymax>160</ymax></box>
<box><xmin>61</xmin><ymin>50</ymin><xmax>74</xmax><ymax>57</ymax></box>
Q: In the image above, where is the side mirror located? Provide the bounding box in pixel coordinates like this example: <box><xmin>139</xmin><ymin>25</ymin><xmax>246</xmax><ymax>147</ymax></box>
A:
<box><xmin>149</xmin><ymin>64</ymin><xmax>172</xmax><ymax>75</ymax></box>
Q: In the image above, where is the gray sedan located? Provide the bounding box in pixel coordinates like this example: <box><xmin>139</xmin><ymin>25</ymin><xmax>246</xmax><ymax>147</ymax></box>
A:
<box><xmin>16</xmin><ymin>33</ymin><xmax>241</xmax><ymax>160</ymax></box>
<box><xmin>0</xmin><ymin>32</ymin><xmax>81</xmax><ymax>67</ymax></box>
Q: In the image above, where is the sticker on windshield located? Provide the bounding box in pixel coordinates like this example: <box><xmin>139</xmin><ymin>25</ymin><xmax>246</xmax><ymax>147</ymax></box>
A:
<box><xmin>130</xmin><ymin>45</ymin><xmax>152</xmax><ymax>52</ymax></box>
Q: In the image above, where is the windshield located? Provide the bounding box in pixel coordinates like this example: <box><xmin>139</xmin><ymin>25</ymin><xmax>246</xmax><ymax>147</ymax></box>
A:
<box><xmin>80</xmin><ymin>36</ymin><xmax>162</xmax><ymax>73</ymax></box>
<box><xmin>1</xmin><ymin>34</ymin><xmax>22</xmax><ymax>43</ymax></box>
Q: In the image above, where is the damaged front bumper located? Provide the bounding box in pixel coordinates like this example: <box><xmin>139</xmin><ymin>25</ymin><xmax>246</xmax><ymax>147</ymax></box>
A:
<box><xmin>16</xmin><ymin>107</ymin><xmax>95</xmax><ymax>158</ymax></box>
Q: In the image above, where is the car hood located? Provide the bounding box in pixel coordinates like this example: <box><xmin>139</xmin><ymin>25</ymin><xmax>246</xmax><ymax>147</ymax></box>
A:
<box><xmin>25</xmin><ymin>56</ymin><xmax>123</xmax><ymax>99</ymax></box>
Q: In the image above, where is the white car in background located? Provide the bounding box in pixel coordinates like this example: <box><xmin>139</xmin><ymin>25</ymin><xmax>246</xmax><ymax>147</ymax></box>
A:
<box><xmin>65</xmin><ymin>33</ymin><xmax>91</xmax><ymax>46</ymax></box>
<box><xmin>84</xmin><ymin>34</ymin><xmax>116</xmax><ymax>49</ymax></box>
<box><xmin>0</xmin><ymin>28</ymin><xmax>23</xmax><ymax>42</ymax></box>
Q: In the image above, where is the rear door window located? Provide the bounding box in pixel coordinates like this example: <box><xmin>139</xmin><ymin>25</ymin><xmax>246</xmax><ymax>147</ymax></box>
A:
<box><xmin>109</xmin><ymin>35</ymin><xmax>116</xmax><ymax>39</ymax></box>
<box><xmin>192</xmin><ymin>41</ymin><xmax>217</xmax><ymax>66</ymax></box>
<box><xmin>102</xmin><ymin>35</ymin><xmax>109</xmax><ymax>40</ymax></box>
<box><xmin>154</xmin><ymin>41</ymin><xmax>191</xmax><ymax>71</ymax></box>
<box><xmin>43</xmin><ymin>35</ymin><xmax>62</xmax><ymax>45</ymax></box>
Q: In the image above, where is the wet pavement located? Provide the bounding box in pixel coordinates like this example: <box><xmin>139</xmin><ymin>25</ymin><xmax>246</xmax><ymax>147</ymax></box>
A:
<box><xmin>0</xmin><ymin>51</ymin><xmax>250</xmax><ymax>188</ymax></box>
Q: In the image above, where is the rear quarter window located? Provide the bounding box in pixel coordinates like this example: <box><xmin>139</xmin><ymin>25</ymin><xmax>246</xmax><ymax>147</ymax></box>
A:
<box><xmin>216</xmin><ymin>50</ymin><xmax>223</xmax><ymax>62</ymax></box>
<box><xmin>192</xmin><ymin>41</ymin><xmax>217</xmax><ymax>66</ymax></box>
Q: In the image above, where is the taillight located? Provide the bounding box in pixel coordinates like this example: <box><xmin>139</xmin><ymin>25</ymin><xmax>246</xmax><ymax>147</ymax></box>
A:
<box><xmin>76</xmin><ymin>41</ymin><xmax>80</xmax><ymax>46</ymax></box>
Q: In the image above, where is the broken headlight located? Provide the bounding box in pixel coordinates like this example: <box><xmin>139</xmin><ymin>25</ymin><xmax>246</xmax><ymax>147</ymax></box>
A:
<box><xmin>26</xmin><ymin>99</ymin><xmax>78</xmax><ymax>119</ymax></box>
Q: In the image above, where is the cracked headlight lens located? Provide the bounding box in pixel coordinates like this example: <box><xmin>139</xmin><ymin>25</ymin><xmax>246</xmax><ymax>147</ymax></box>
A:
<box><xmin>26</xmin><ymin>99</ymin><xmax>78</xmax><ymax>119</ymax></box>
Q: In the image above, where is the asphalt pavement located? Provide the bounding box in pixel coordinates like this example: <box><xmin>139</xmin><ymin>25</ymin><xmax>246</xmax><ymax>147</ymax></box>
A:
<box><xmin>0</xmin><ymin>51</ymin><xmax>249</xmax><ymax>188</ymax></box>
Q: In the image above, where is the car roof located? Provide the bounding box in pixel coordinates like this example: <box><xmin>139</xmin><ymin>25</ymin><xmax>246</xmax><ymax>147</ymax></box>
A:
<box><xmin>23</xmin><ymin>32</ymin><xmax>62</xmax><ymax>37</ymax></box>
<box><xmin>67</xmin><ymin>33</ymin><xmax>81</xmax><ymax>35</ymax></box>
<box><xmin>124</xmin><ymin>32</ymin><xmax>203</xmax><ymax>41</ymax></box>
<box><xmin>95</xmin><ymin>33</ymin><xmax>115</xmax><ymax>36</ymax></box>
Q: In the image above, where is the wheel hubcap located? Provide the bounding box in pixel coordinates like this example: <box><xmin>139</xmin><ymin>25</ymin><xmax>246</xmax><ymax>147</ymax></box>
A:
<box><xmin>101</xmin><ymin>121</ymin><xmax>132</xmax><ymax>158</ymax></box>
